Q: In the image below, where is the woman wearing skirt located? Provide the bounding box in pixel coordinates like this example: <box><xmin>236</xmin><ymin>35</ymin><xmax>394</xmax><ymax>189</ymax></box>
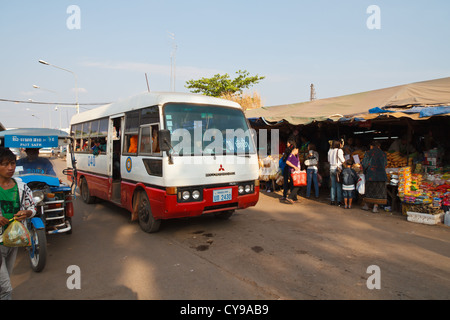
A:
<box><xmin>361</xmin><ymin>141</ymin><xmax>387</xmax><ymax>213</ymax></box>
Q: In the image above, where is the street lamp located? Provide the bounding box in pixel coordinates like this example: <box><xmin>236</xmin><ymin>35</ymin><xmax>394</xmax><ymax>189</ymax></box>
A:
<box><xmin>33</xmin><ymin>84</ymin><xmax>58</xmax><ymax>127</ymax></box>
<box><xmin>32</xmin><ymin>84</ymin><xmax>57</xmax><ymax>94</ymax></box>
<box><xmin>38</xmin><ymin>59</ymin><xmax>79</xmax><ymax>114</ymax></box>
<box><xmin>31</xmin><ymin>114</ymin><xmax>44</xmax><ymax>128</ymax></box>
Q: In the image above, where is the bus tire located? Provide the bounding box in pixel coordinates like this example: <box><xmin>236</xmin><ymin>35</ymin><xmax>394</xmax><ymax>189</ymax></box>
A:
<box><xmin>80</xmin><ymin>177</ymin><xmax>96</xmax><ymax>204</ymax></box>
<box><xmin>136</xmin><ymin>190</ymin><xmax>160</xmax><ymax>233</ymax></box>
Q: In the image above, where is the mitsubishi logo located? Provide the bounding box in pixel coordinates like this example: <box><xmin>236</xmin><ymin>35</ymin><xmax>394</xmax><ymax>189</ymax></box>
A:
<box><xmin>206</xmin><ymin>165</ymin><xmax>235</xmax><ymax>177</ymax></box>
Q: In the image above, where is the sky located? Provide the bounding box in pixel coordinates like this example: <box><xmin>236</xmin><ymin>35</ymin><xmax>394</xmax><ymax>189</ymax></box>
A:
<box><xmin>1</xmin><ymin>0</ymin><xmax>450</xmax><ymax>129</ymax></box>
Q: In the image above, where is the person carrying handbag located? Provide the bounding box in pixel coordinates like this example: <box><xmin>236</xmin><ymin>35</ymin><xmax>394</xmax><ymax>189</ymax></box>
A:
<box><xmin>327</xmin><ymin>140</ymin><xmax>345</xmax><ymax>206</ymax></box>
<box><xmin>285</xmin><ymin>147</ymin><xmax>301</xmax><ymax>204</ymax></box>
<box><xmin>280</xmin><ymin>139</ymin><xmax>295</xmax><ymax>201</ymax></box>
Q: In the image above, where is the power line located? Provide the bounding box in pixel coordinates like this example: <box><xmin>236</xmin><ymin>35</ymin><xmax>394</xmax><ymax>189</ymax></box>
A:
<box><xmin>0</xmin><ymin>98</ymin><xmax>110</xmax><ymax>106</ymax></box>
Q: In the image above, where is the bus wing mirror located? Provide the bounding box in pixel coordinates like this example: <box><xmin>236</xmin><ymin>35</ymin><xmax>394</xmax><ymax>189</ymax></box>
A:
<box><xmin>159</xmin><ymin>129</ymin><xmax>171</xmax><ymax>152</ymax></box>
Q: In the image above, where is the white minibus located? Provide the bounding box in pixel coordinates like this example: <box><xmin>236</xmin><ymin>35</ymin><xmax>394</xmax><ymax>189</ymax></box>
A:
<box><xmin>69</xmin><ymin>92</ymin><xmax>259</xmax><ymax>232</ymax></box>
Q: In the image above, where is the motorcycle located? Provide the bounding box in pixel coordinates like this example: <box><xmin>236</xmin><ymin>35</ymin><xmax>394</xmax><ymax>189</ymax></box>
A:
<box><xmin>0</xmin><ymin>128</ymin><xmax>77</xmax><ymax>272</ymax></box>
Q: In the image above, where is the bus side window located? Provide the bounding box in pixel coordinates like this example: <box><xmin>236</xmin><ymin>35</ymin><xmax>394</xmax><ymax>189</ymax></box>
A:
<box><xmin>124</xmin><ymin>134</ymin><xmax>138</xmax><ymax>154</ymax></box>
<box><xmin>151</xmin><ymin>125</ymin><xmax>160</xmax><ymax>153</ymax></box>
<box><xmin>138</xmin><ymin>124</ymin><xmax>160</xmax><ymax>155</ymax></box>
<box><xmin>75</xmin><ymin>139</ymin><xmax>81</xmax><ymax>152</ymax></box>
<box><xmin>82</xmin><ymin>139</ymin><xmax>89</xmax><ymax>152</ymax></box>
<box><xmin>139</xmin><ymin>127</ymin><xmax>152</xmax><ymax>154</ymax></box>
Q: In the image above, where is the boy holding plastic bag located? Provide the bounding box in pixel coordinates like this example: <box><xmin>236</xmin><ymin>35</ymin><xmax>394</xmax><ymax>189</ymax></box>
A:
<box><xmin>0</xmin><ymin>147</ymin><xmax>36</xmax><ymax>300</ymax></box>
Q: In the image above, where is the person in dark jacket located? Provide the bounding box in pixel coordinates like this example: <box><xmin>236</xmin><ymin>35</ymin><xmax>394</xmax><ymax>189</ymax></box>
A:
<box><xmin>361</xmin><ymin>140</ymin><xmax>387</xmax><ymax>213</ymax></box>
<box><xmin>341</xmin><ymin>159</ymin><xmax>359</xmax><ymax>209</ymax></box>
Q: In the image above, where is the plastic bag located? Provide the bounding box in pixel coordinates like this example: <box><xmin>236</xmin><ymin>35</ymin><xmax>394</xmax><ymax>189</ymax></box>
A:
<box><xmin>3</xmin><ymin>220</ymin><xmax>32</xmax><ymax>247</ymax></box>
<box><xmin>291</xmin><ymin>171</ymin><xmax>307</xmax><ymax>187</ymax></box>
<box><xmin>357</xmin><ymin>174</ymin><xmax>365</xmax><ymax>195</ymax></box>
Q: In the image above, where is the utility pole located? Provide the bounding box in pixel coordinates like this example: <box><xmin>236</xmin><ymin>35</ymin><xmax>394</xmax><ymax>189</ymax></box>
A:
<box><xmin>168</xmin><ymin>32</ymin><xmax>177</xmax><ymax>92</ymax></box>
<box><xmin>310</xmin><ymin>84</ymin><xmax>316</xmax><ymax>101</ymax></box>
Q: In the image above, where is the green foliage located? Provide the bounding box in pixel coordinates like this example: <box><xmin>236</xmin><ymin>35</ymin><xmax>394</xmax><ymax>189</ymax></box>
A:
<box><xmin>185</xmin><ymin>70</ymin><xmax>265</xmax><ymax>97</ymax></box>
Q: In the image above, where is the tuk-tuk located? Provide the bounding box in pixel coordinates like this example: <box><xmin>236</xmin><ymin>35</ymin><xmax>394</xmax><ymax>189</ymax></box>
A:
<box><xmin>0</xmin><ymin>128</ymin><xmax>77</xmax><ymax>272</ymax></box>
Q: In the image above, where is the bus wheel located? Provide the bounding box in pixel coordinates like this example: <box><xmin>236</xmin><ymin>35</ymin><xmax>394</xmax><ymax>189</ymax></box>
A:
<box><xmin>80</xmin><ymin>177</ymin><xmax>96</xmax><ymax>204</ymax></box>
<box><xmin>214</xmin><ymin>210</ymin><xmax>234</xmax><ymax>220</ymax></box>
<box><xmin>136</xmin><ymin>191</ymin><xmax>161</xmax><ymax>233</ymax></box>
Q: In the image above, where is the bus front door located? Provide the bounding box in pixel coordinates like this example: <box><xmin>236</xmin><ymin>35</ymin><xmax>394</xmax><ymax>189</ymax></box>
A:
<box><xmin>111</xmin><ymin>116</ymin><xmax>123</xmax><ymax>201</ymax></box>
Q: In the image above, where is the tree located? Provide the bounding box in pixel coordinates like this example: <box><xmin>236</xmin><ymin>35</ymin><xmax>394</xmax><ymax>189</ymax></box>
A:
<box><xmin>185</xmin><ymin>70</ymin><xmax>265</xmax><ymax>97</ymax></box>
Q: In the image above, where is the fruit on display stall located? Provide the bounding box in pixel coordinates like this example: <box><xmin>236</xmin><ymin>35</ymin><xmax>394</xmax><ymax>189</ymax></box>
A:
<box><xmin>386</xmin><ymin>151</ymin><xmax>412</xmax><ymax>168</ymax></box>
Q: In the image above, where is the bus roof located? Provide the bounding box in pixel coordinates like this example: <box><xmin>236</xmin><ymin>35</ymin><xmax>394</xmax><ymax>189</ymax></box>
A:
<box><xmin>70</xmin><ymin>91</ymin><xmax>243</xmax><ymax>125</ymax></box>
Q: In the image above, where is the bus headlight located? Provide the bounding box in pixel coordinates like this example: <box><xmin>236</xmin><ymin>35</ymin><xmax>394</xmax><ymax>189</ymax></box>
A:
<box><xmin>177</xmin><ymin>188</ymin><xmax>203</xmax><ymax>202</ymax></box>
<box><xmin>238</xmin><ymin>182</ymin><xmax>255</xmax><ymax>195</ymax></box>
<box><xmin>192</xmin><ymin>190</ymin><xmax>200</xmax><ymax>200</ymax></box>
<box><xmin>182</xmin><ymin>191</ymin><xmax>190</xmax><ymax>201</ymax></box>
<box><xmin>32</xmin><ymin>191</ymin><xmax>45</xmax><ymax>204</ymax></box>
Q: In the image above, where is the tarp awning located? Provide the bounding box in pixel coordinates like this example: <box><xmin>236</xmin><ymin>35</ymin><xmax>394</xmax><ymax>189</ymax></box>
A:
<box><xmin>369</xmin><ymin>105</ymin><xmax>450</xmax><ymax>117</ymax></box>
<box><xmin>246</xmin><ymin>77</ymin><xmax>450</xmax><ymax>125</ymax></box>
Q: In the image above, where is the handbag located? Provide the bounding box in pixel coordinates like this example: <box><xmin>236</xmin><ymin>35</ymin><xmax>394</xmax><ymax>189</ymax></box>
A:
<box><xmin>305</xmin><ymin>151</ymin><xmax>318</xmax><ymax>167</ymax></box>
<box><xmin>305</xmin><ymin>158</ymin><xmax>318</xmax><ymax>167</ymax></box>
<box><xmin>336</xmin><ymin>167</ymin><xmax>342</xmax><ymax>183</ymax></box>
<box><xmin>335</xmin><ymin>150</ymin><xmax>343</xmax><ymax>183</ymax></box>
<box><xmin>291</xmin><ymin>170</ymin><xmax>307</xmax><ymax>187</ymax></box>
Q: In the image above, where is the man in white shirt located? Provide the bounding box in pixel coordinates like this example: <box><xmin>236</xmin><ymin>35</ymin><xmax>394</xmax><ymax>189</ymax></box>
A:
<box><xmin>328</xmin><ymin>140</ymin><xmax>345</xmax><ymax>205</ymax></box>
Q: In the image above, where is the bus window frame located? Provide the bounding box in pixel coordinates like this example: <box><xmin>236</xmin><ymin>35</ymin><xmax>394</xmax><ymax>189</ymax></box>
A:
<box><xmin>123</xmin><ymin>106</ymin><xmax>160</xmax><ymax>156</ymax></box>
<box><xmin>139</xmin><ymin>123</ymin><xmax>162</xmax><ymax>157</ymax></box>
<box><xmin>123</xmin><ymin>132</ymin><xmax>139</xmax><ymax>156</ymax></box>
<box><xmin>72</xmin><ymin>117</ymin><xmax>109</xmax><ymax>154</ymax></box>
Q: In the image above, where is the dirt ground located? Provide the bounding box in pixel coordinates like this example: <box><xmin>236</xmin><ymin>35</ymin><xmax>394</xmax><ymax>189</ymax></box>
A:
<box><xmin>10</xmin><ymin>160</ymin><xmax>450</xmax><ymax>300</ymax></box>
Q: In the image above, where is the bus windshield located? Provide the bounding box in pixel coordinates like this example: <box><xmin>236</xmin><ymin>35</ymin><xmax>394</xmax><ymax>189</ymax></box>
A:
<box><xmin>164</xmin><ymin>103</ymin><xmax>255</xmax><ymax>156</ymax></box>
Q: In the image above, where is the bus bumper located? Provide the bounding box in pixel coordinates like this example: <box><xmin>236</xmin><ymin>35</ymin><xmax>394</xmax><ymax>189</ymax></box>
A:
<box><xmin>156</xmin><ymin>185</ymin><xmax>260</xmax><ymax>219</ymax></box>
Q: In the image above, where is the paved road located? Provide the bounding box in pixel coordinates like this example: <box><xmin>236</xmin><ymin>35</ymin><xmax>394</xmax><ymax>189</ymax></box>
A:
<box><xmin>10</xmin><ymin>158</ymin><xmax>450</xmax><ymax>300</ymax></box>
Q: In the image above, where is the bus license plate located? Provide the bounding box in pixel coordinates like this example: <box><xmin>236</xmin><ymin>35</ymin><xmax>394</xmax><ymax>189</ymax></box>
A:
<box><xmin>213</xmin><ymin>189</ymin><xmax>232</xmax><ymax>203</ymax></box>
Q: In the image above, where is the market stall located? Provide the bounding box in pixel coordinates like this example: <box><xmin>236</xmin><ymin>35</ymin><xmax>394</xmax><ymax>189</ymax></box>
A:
<box><xmin>248</xmin><ymin>77</ymin><xmax>450</xmax><ymax>225</ymax></box>
<box><xmin>258</xmin><ymin>155</ymin><xmax>281</xmax><ymax>191</ymax></box>
<box><xmin>338</xmin><ymin>114</ymin><xmax>450</xmax><ymax>221</ymax></box>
